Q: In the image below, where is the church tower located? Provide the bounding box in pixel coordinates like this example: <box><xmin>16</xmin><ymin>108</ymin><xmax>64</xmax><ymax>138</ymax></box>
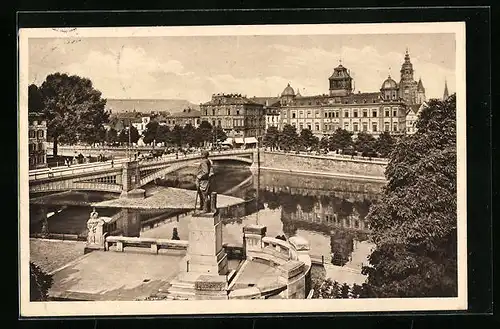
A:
<box><xmin>398</xmin><ymin>49</ymin><xmax>419</xmax><ymax>104</ymax></box>
<box><xmin>443</xmin><ymin>79</ymin><xmax>449</xmax><ymax>99</ymax></box>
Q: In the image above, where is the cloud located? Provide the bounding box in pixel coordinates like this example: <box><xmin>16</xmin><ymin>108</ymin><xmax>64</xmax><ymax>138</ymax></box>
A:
<box><xmin>28</xmin><ymin>37</ymin><xmax>456</xmax><ymax>103</ymax></box>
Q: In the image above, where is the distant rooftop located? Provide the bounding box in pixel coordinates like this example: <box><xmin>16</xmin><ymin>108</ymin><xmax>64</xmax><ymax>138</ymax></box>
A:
<box><xmin>106</xmin><ymin>99</ymin><xmax>200</xmax><ymax>113</ymax></box>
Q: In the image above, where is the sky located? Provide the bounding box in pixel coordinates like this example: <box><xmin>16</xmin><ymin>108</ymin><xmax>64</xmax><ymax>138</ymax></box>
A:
<box><xmin>28</xmin><ymin>33</ymin><xmax>456</xmax><ymax>104</ymax></box>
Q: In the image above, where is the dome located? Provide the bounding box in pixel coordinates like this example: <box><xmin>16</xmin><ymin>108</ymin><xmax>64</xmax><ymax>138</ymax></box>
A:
<box><xmin>281</xmin><ymin>83</ymin><xmax>295</xmax><ymax>97</ymax></box>
<box><xmin>381</xmin><ymin>76</ymin><xmax>398</xmax><ymax>89</ymax></box>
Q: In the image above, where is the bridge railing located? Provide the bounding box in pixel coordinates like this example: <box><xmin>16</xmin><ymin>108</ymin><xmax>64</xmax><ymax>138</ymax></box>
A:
<box><xmin>29</xmin><ymin>162</ymin><xmax>121</xmax><ymax>181</ymax></box>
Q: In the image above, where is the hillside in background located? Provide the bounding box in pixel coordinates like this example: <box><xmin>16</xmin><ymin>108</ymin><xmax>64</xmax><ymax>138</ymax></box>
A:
<box><xmin>105</xmin><ymin>99</ymin><xmax>200</xmax><ymax>114</ymax></box>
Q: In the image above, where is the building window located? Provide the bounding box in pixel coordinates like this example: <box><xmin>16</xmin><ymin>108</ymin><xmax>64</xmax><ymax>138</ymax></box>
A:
<box><xmin>372</xmin><ymin>110</ymin><xmax>377</xmax><ymax>117</ymax></box>
<box><xmin>315</xmin><ymin>124</ymin><xmax>319</xmax><ymax>131</ymax></box>
<box><xmin>324</xmin><ymin>112</ymin><xmax>328</xmax><ymax>118</ymax></box>
<box><xmin>236</xmin><ymin>110</ymin><xmax>240</xmax><ymax>115</ymax></box>
<box><xmin>292</xmin><ymin>123</ymin><xmax>296</xmax><ymax>128</ymax></box>
<box><xmin>344</xmin><ymin>123</ymin><xmax>349</xmax><ymax>130</ymax></box>
<box><xmin>385</xmin><ymin>110</ymin><xmax>390</xmax><ymax>117</ymax></box>
<box><xmin>353</xmin><ymin>123</ymin><xmax>358</xmax><ymax>132</ymax></box>
<box><xmin>363</xmin><ymin>110</ymin><xmax>367</xmax><ymax>117</ymax></box>
<box><xmin>292</xmin><ymin>112</ymin><xmax>296</xmax><ymax>118</ymax></box>
<box><xmin>372</xmin><ymin>123</ymin><xmax>377</xmax><ymax>132</ymax></box>
<box><xmin>384</xmin><ymin>123</ymin><xmax>390</xmax><ymax>131</ymax></box>
<box><xmin>307</xmin><ymin>124</ymin><xmax>311</xmax><ymax>130</ymax></box>
<box><xmin>283</xmin><ymin>111</ymin><xmax>287</xmax><ymax>117</ymax></box>
<box><xmin>307</xmin><ymin>111</ymin><xmax>311</xmax><ymax>117</ymax></box>
<box><xmin>335</xmin><ymin>112</ymin><xmax>339</xmax><ymax>118</ymax></box>
<box><xmin>363</xmin><ymin>123</ymin><xmax>368</xmax><ymax>132</ymax></box>
<box><xmin>212</xmin><ymin>109</ymin><xmax>216</xmax><ymax>116</ymax></box>
<box><xmin>29</xmin><ymin>130</ymin><xmax>35</xmax><ymax>138</ymax></box>
<box><xmin>344</xmin><ymin>112</ymin><xmax>349</xmax><ymax>118</ymax></box>
<box><xmin>227</xmin><ymin>109</ymin><xmax>231</xmax><ymax>115</ymax></box>
<box><xmin>354</xmin><ymin>111</ymin><xmax>358</xmax><ymax>118</ymax></box>
<box><xmin>393</xmin><ymin>125</ymin><xmax>398</xmax><ymax>131</ymax></box>
<box><xmin>299</xmin><ymin>123</ymin><xmax>303</xmax><ymax>130</ymax></box>
<box><xmin>299</xmin><ymin>111</ymin><xmax>303</xmax><ymax>118</ymax></box>
<box><xmin>38</xmin><ymin>130</ymin><xmax>44</xmax><ymax>138</ymax></box>
<box><xmin>316</xmin><ymin>110</ymin><xmax>320</xmax><ymax>117</ymax></box>
<box><xmin>393</xmin><ymin>110</ymin><xmax>397</xmax><ymax>116</ymax></box>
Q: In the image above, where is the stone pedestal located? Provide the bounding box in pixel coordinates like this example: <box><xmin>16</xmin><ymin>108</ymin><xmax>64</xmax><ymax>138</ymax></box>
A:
<box><xmin>243</xmin><ymin>224</ymin><xmax>266</xmax><ymax>259</ymax></box>
<box><xmin>166</xmin><ymin>211</ymin><xmax>229</xmax><ymax>300</ymax></box>
<box><xmin>185</xmin><ymin>212</ymin><xmax>228</xmax><ymax>275</ymax></box>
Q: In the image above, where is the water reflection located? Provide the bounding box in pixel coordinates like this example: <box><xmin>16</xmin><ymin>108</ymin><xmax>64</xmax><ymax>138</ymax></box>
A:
<box><xmin>29</xmin><ymin>162</ymin><xmax>383</xmax><ymax>267</ymax></box>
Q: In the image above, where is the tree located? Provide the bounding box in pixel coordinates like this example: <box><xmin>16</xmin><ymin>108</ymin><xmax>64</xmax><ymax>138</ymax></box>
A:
<box><xmin>319</xmin><ymin>136</ymin><xmax>329</xmax><ymax>151</ymax></box>
<box><xmin>156</xmin><ymin>125</ymin><xmax>171</xmax><ymax>145</ymax></box>
<box><xmin>279</xmin><ymin>124</ymin><xmax>299</xmax><ymax>151</ymax></box>
<box><xmin>300</xmin><ymin>128</ymin><xmax>319</xmax><ymax>150</ymax></box>
<box><xmin>118</xmin><ymin>125</ymin><xmax>139</xmax><ymax>144</ymax></box>
<box><xmin>38</xmin><ymin>73</ymin><xmax>109</xmax><ymax>154</ymax></box>
<box><xmin>105</xmin><ymin>128</ymin><xmax>118</xmax><ymax>145</ymax></box>
<box><xmin>170</xmin><ymin>125</ymin><xmax>184</xmax><ymax>147</ymax></box>
<box><xmin>212</xmin><ymin>124</ymin><xmax>227</xmax><ymax>146</ymax></box>
<box><xmin>195</xmin><ymin>121</ymin><xmax>213</xmax><ymax>147</ymax></box>
<box><xmin>28</xmin><ymin>84</ymin><xmax>44</xmax><ymax>113</ymax></box>
<box><xmin>143</xmin><ymin>121</ymin><xmax>159</xmax><ymax>145</ymax></box>
<box><xmin>362</xmin><ymin>95</ymin><xmax>457</xmax><ymax>298</ymax></box>
<box><xmin>263</xmin><ymin>126</ymin><xmax>280</xmax><ymax>150</ymax></box>
<box><xmin>329</xmin><ymin>128</ymin><xmax>353</xmax><ymax>151</ymax></box>
<box><xmin>30</xmin><ymin>262</ymin><xmax>53</xmax><ymax>301</ymax></box>
<box><xmin>184</xmin><ymin>124</ymin><xmax>197</xmax><ymax>146</ymax></box>
<box><xmin>374</xmin><ymin>131</ymin><xmax>395</xmax><ymax>158</ymax></box>
<box><xmin>354</xmin><ymin>132</ymin><xmax>376</xmax><ymax>154</ymax></box>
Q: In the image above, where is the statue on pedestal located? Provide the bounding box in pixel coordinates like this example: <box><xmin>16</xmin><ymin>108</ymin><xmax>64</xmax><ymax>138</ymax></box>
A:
<box><xmin>86</xmin><ymin>207</ymin><xmax>104</xmax><ymax>246</ymax></box>
<box><xmin>196</xmin><ymin>151</ymin><xmax>215</xmax><ymax>213</ymax></box>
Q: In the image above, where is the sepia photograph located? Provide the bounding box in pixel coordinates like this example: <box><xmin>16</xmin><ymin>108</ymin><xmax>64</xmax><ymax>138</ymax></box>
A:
<box><xmin>18</xmin><ymin>22</ymin><xmax>466</xmax><ymax>316</ymax></box>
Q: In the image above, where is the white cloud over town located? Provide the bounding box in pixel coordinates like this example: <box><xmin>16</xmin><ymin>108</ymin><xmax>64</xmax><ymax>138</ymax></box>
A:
<box><xmin>28</xmin><ymin>33</ymin><xmax>456</xmax><ymax>104</ymax></box>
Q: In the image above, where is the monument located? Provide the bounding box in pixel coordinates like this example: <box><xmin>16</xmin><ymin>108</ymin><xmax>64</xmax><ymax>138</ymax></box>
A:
<box><xmin>166</xmin><ymin>192</ymin><xmax>230</xmax><ymax>300</ymax></box>
<box><xmin>84</xmin><ymin>208</ymin><xmax>107</xmax><ymax>254</ymax></box>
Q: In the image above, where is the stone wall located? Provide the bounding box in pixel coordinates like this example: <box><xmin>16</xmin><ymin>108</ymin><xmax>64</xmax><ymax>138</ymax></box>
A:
<box><xmin>259</xmin><ymin>152</ymin><xmax>387</xmax><ymax>180</ymax></box>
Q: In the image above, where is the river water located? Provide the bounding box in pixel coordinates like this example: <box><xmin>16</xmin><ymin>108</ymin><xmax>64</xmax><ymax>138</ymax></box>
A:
<box><xmin>30</xmin><ymin>161</ymin><xmax>384</xmax><ymax>267</ymax></box>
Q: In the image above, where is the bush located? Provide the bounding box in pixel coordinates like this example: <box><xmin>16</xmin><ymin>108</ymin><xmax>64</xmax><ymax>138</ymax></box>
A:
<box><xmin>30</xmin><ymin>262</ymin><xmax>53</xmax><ymax>301</ymax></box>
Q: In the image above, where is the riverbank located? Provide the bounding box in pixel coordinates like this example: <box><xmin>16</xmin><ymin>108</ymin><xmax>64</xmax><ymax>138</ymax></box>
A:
<box><xmin>256</xmin><ymin>151</ymin><xmax>387</xmax><ymax>181</ymax></box>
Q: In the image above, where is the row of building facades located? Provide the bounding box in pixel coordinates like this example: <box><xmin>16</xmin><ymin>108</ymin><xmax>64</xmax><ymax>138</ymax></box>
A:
<box><xmin>109</xmin><ymin>50</ymin><xmax>449</xmax><ymax>140</ymax></box>
<box><xmin>29</xmin><ymin>50</ymin><xmax>451</xmax><ymax>169</ymax></box>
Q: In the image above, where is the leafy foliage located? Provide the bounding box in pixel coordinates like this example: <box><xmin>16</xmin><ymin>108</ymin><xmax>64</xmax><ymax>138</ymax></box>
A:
<box><xmin>212</xmin><ymin>125</ymin><xmax>227</xmax><ymax>144</ymax></box>
<box><xmin>279</xmin><ymin>124</ymin><xmax>299</xmax><ymax>151</ymax></box>
<box><xmin>263</xmin><ymin>126</ymin><xmax>280</xmax><ymax>150</ymax></box>
<box><xmin>312</xmin><ymin>278</ymin><xmax>372</xmax><ymax>299</ymax></box>
<box><xmin>374</xmin><ymin>131</ymin><xmax>395</xmax><ymax>158</ymax></box>
<box><xmin>143</xmin><ymin>121</ymin><xmax>160</xmax><ymax>145</ymax></box>
<box><xmin>35</xmin><ymin>73</ymin><xmax>109</xmax><ymax>154</ymax></box>
<box><xmin>30</xmin><ymin>262</ymin><xmax>53</xmax><ymax>301</ymax></box>
<box><xmin>329</xmin><ymin>128</ymin><xmax>353</xmax><ymax>151</ymax></box>
<box><xmin>300</xmin><ymin>128</ymin><xmax>319</xmax><ymax>149</ymax></box>
<box><xmin>28</xmin><ymin>84</ymin><xmax>44</xmax><ymax>113</ymax></box>
<box><xmin>363</xmin><ymin>95</ymin><xmax>457</xmax><ymax>297</ymax></box>
<box><xmin>118</xmin><ymin>125</ymin><xmax>140</xmax><ymax>144</ymax></box>
<box><xmin>354</xmin><ymin>132</ymin><xmax>376</xmax><ymax>153</ymax></box>
<box><xmin>195</xmin><ymin>121</ymin><xmax>213</xmax><ymax>147</ymax></box>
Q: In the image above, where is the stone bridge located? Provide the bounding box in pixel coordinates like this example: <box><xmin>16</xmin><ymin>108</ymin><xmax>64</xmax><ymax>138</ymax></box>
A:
<box><xmin>29</xmin><ymin>149</ymin><xmax>257</xmax><ymax>195</ymax></box>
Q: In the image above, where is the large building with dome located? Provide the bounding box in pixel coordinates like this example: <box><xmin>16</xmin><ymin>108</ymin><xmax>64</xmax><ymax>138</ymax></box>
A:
<box><xmin>261</xmin><ymin>50</ymin><xmax>428</xmax><ymax>137</ymax></box>
<box><xmin>200</xmin><ymin>50</ymin><xmax>433</xmax><ymax>140</ymax></box>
